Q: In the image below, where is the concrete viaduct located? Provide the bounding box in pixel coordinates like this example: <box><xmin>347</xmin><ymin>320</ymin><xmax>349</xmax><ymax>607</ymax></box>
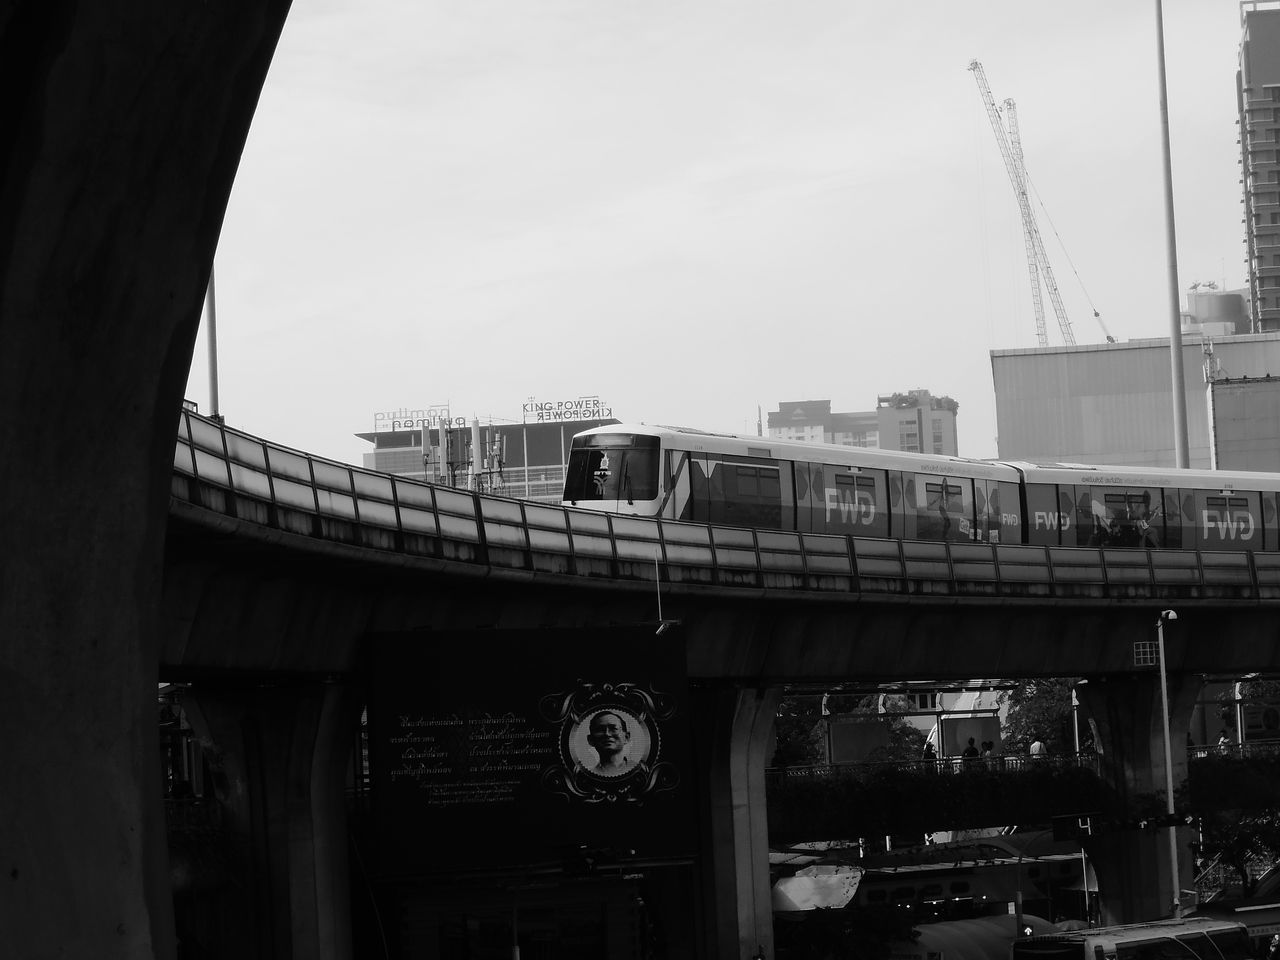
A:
<box><xmin>4</xmin><ymin>6</ymin><xmax>1280</xmax><ymax>959</ymax></box>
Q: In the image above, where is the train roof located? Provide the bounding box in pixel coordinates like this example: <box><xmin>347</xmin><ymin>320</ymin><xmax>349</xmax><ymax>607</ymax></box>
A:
<box><xmin>1015</xmin><ymin>460</ymin><xmax>1280</xmax><ymax>492</ymax></box>
<box><xmin>571</xmin><ymin>423</ymin><xmax>1020</xmax><ymax>481</ymax></box>
<box><xmin>573</xmin><ymin>424</ymin><xmax>1280</xmax><ymax>492</ymax></box>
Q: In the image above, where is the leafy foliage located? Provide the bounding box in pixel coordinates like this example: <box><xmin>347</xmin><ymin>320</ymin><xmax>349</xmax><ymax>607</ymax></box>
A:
<box><xmin>771</xmin><ymin>693</ymin><xmax>928</xmax><ymax>768</ymax></box>
<box><xmin>1199</xmin><ymin>807</ymin><xmax>1280</xmax><ymax>897</ymax></box>
<box><xmin>772</xmin><ymin>696</ymin><xmax>826</xmax><ymax>768</ymax></box>
<box><xmin>1000</xmin><ymin>679</ymin><xmax>1080</xmax><ymax>756</ymax></box>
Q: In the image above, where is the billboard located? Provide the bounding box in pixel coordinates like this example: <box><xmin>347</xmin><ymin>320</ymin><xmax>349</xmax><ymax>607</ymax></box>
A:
<box><xmin>366</xmin><ymin>627</ymin><xmax>693</xmax><ymax>876</ymax></box>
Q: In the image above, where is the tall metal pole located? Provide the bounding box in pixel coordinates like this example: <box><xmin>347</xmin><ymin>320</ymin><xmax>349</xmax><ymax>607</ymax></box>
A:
<box><xmin>204</xmin><ymin>264</ymin><xmax>221</xmax><ymax>420</ymax></box>
<box><xmin>1155</xmin><ymin>0</ymin><xmax>1190</xmax><ymax>467</ymax></box>
<box><xmin>1157</xmin><ymin>610</ymin><xmax>1181</xmax><ymax>917</ymax></box>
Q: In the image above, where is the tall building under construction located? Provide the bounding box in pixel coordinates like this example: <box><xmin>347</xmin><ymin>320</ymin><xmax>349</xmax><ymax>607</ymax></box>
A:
<box><xmin>1240</xmin><ymin>1</ymin><xmax>1280</xmax><ymax>331</ymax></box>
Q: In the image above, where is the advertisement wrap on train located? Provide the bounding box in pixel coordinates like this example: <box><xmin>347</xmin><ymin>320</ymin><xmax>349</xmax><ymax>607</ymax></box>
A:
<box><xmin>561</xmin><ymin>423</ymin><xmax>1280</xmax><ymax>553</ymax></box>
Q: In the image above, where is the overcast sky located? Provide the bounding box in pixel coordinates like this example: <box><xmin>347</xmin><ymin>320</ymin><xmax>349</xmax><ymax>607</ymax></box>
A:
<box><xmin>184</xmin><ymin>0</ymin><xmax>1248</xmax><ymax>465</ymax></box>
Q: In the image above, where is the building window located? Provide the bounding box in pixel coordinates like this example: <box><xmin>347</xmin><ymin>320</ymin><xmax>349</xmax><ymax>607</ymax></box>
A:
<box><xmin>899</xmin><ymin>419</ymin><xmax>919</xmax><ymax>452</ymax></box>
<box><xmin>908</xmin><ymin>692</ymin><xmax>939</xmax><ymax>711</ymax></box>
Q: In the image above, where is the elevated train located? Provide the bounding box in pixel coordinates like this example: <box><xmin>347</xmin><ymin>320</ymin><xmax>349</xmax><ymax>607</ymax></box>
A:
<box><xmin>561</xmin><ymin>423</ymin><xmax>1280</xmax><ymax>552</ymax></box>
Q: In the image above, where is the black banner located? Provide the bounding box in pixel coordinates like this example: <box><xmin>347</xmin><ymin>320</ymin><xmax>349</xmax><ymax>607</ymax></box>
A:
<box><xmin>367</xmin><ymin>627</ymin><xmax>693</xmax><ymax>876</ymax></box>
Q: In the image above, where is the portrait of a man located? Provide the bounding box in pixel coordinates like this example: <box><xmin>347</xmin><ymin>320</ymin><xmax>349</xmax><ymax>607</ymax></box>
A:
<box><xmin>575</xmin><ymin>709</ymin><xmax>648</xmax><ymax>778</ymax></box>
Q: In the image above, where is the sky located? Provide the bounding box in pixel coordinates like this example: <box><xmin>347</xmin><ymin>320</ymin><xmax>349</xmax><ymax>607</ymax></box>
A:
<box><xmin>184</xmin><ymin>0</ymin><xmax>1250</xmax><ymax>466</ymax></box>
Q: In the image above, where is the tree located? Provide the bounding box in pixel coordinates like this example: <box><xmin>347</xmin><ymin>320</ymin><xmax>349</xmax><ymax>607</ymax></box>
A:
<box><xmin>1198</xmin><ymin>807</ymin><xmax>1280</xmax><ymax>897</ymax></box>
<box><xmin>771</xmin><ymin>692</ymin><xmax>929</xmax><ymax>767</ymax></box>
<box><xmin>772</xmin><ymin>695</ymin><xmax>826</xmax><ymax>767</ymax></box>
<box><xmin>1000</xmin><ymin>679</ymin><xmax>1080</xmax><ymax>756</ymax></box>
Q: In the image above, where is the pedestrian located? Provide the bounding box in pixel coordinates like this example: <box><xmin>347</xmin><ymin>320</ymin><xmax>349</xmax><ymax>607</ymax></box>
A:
<box><xmin>1029</xmin><ymin>735</ymin><xmax>1046</xmax><ymax>758</ymax></box>
<box><xmin>1218</xmin><ymin>729</ymin><xmax>1232</xmax><ymax>756</ymax></box>
<box><xmin>962</xmin><ymin>737</ymin><xmax>980</xmax><ymax>762</ymax></box>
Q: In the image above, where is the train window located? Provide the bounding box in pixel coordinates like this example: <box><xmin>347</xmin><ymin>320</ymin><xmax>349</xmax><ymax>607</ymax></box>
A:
<box><xmin>563</xmin><ymin>435</ymin><xmax>660</xmax><ymax>504</ymax></box>
<box><xmin>816</xmin><ymin>469</ymin><xmax>884</xmax><ymax>537</ymax></box>
<box><xmin>1092</xmin><ymin>488</ymin><xmax>1162</xmax><ymax>549</ymax></box>
<box><xmin>1194</xmin><ymin>491</ymin><xmax>1261</xmax><ymax>549</ymax></box>
<box><xmin>1116</xmin><ymin>939</ymin><xmax>1199</xmax><ymax>960</ymax></box>
<box><xmin>714</xmin><ymin>462</ymin><xmax>783</xmax><ymax>529</ymax></box>
<box><xmin>1173</xmin><ymin>933</ymin><xmax>1216</xmax><ymax>960</ymax></box>
<box><xmin>1206</xmin><ymin>927</ymin><xmax>1254</xmax><ymax>960</ymax></box>
<box><xmin>1026</xmin><ymin>483</ymin><xmax>1065</xmax><ymax>546</ymax></box>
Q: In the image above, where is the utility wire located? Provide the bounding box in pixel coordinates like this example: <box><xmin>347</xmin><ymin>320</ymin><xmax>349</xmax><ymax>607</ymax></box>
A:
<box><xmin>1025</xmin><ymin>171</ymin><xmax>1102</xmax><ymax>319</ymax></box>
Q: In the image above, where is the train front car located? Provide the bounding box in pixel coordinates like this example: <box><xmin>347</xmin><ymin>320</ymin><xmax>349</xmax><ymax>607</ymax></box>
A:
<box><xmin>562</xmin><ymin>426</ymin><xmax>663</xmax><ymax>515</ymax></box>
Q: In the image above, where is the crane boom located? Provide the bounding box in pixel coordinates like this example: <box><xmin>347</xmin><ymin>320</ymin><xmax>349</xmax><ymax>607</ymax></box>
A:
<box><xmin>969</xmin><ymin>60</ymin><xmax>1077</xmax><ymax>347</ymax></box>
<box><xmin>1003</xmin><ymin>98</ymin><xmax>1075</xmax><ymax>347</ymax></box>
<box><xmin>999</xmin><ymin>97</ymin><xmax>1048</xmax><ymax>347</ymax></box>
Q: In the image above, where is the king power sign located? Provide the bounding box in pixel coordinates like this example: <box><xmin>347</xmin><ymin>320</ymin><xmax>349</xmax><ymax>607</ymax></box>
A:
<box><xmin>523</xmin><ymin>396</ymin><xmax>613</xmax><ymax>423</ymax></box>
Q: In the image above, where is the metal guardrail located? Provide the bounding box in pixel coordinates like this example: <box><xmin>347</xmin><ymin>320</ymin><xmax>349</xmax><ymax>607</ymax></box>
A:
<box><xmin>172</xmin><ymin>409</ymin><xmax>1280</xmax><ymax>600</ymax></box>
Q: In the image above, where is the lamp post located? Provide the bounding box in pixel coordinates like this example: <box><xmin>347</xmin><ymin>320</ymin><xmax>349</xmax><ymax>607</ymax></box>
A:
<box><xmin>1156</xmin><ymin>609</ymin><xmax>1180</xmax><ymax>917</ymax></box>
<box><xmin>1154</xmin><ymin>0</ymin><xmax>1190</xmax><ymax>467</ymax></box>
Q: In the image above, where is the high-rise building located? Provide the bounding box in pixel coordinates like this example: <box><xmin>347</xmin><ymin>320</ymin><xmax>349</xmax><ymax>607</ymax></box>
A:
<box><xmin>766</xmin><ymin>400</ymin><xmax>879</xmax><ymax>447</ymax></box>
<box><xmin>875</xmin><ymin>390</ymin><xmax>960</xmax><ymax>456</ymax></box>
<box><xmin>1239</xmin><ymin>1</ymin><xmax>1280</xmax><ymax>331</ymax></box>
<box><xmin>766</xmin><ymin>390</ymin><xmax>960</xmax><ymax>455</ymax></box>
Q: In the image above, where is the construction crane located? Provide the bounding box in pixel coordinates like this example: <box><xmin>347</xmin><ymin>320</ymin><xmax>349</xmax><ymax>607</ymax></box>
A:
<box><xmin>969</xmin><ymin>60</ymin><xmax>1082</xmax><ymax>347</ymax></box>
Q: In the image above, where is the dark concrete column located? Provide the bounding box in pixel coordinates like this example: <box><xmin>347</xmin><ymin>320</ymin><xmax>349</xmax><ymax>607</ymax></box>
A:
<box><xmin>181</xmin><ymin>682</ymin><xmax>357</xmax><ymax>960</ymax></box>
<box><xmin>1076</xmin><ymin>672</ymin><xmax>1202</xmax><ymax>924</ymax></box>
<box><xmin>693</xmin><ymin>685</ymin><xmax>781</xmax><ymax>960</ymax></box>
<box><xmin>0</xmin><ymin>5</ymin><xmax>289</xmax><ymax>958</ymax></box>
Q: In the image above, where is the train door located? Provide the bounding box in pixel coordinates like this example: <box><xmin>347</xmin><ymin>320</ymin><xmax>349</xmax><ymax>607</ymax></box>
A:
<box><xmin>794</xmin><ymin>462</ymin><xmax>819</xmax><ymax>533</ymax></box>
<box><xmin>663</xmin><ymin>450</ymin><xmax>693</xmax><ymax>521</ymax></box>
<box><xmin>976</xmin><ymin>480</ymin><xmax>1021</xmax><ymax>544</ymax></box>
<box><xmin>1025</xmin><ymin>483</ymin><xmax>1070</xmax><ymax>546</ymax></box>
<box><xmin>1265</xmin><ymin>492</ymin><xmax>1280</xmax><ymax>552</ymax></box>
<box><xmin>914</xmin><ymin>474</ymin><xmax>973</xmax><ymax>542</ymax></box>
<box><xmin>686</xmin><ymin>455</ymin><xmax>712</xmax><ymax>523</ymax></box>
<box><xmin>889</xmin><ymin>472</ymin><xmax>911</xmax><ymax>540</ymax></box>
<box><xmin>1163</xmin><ymin>489</ymin><xmax>1190</xmax><ymax>549</ymax></box>
<box><xmin>1194</xmin><ymin>490</ymin><xmax>1262</xmax><ymax>549</ymax></box>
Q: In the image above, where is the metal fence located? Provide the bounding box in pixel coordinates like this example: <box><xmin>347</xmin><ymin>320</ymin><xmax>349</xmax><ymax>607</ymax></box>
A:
<box><xmin>173</xmin><ymin>409</ymin><xmax>1280</xmax><ymax>600</ymax></box>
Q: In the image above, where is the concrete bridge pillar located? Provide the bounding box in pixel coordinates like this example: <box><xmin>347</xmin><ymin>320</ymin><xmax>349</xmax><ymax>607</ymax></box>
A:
<box><xmin>1076</xmin><ymin>671</ymin><xmax>1202</xmax><ymax>924</ymax></box>
<box><xmin>692</xmin><ymin>685</ymin><xmax>781</xmax><ymax>960</ymax></box>
<box><xmin>0</xmin><ymin>4</ymin><xmax>291</xmax><ymax>957</ymax></box>
<box><xmin>181</xmin><ymin>681</ymin><xmax>357</xmax><ymax>960</ymax></box>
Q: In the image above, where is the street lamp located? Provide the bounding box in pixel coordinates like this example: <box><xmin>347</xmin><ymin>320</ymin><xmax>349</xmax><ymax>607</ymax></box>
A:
<box><xmin>1156</xmin><ymin>609</ymin><xmax>1180</xmax><ymax>918</ymax></box>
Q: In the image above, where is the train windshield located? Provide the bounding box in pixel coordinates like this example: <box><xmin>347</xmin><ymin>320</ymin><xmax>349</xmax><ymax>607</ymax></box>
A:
<box><xmin>563</xmin><ymin>434</ymin><xmax>660</xmax><ymax>504</ymax></box>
